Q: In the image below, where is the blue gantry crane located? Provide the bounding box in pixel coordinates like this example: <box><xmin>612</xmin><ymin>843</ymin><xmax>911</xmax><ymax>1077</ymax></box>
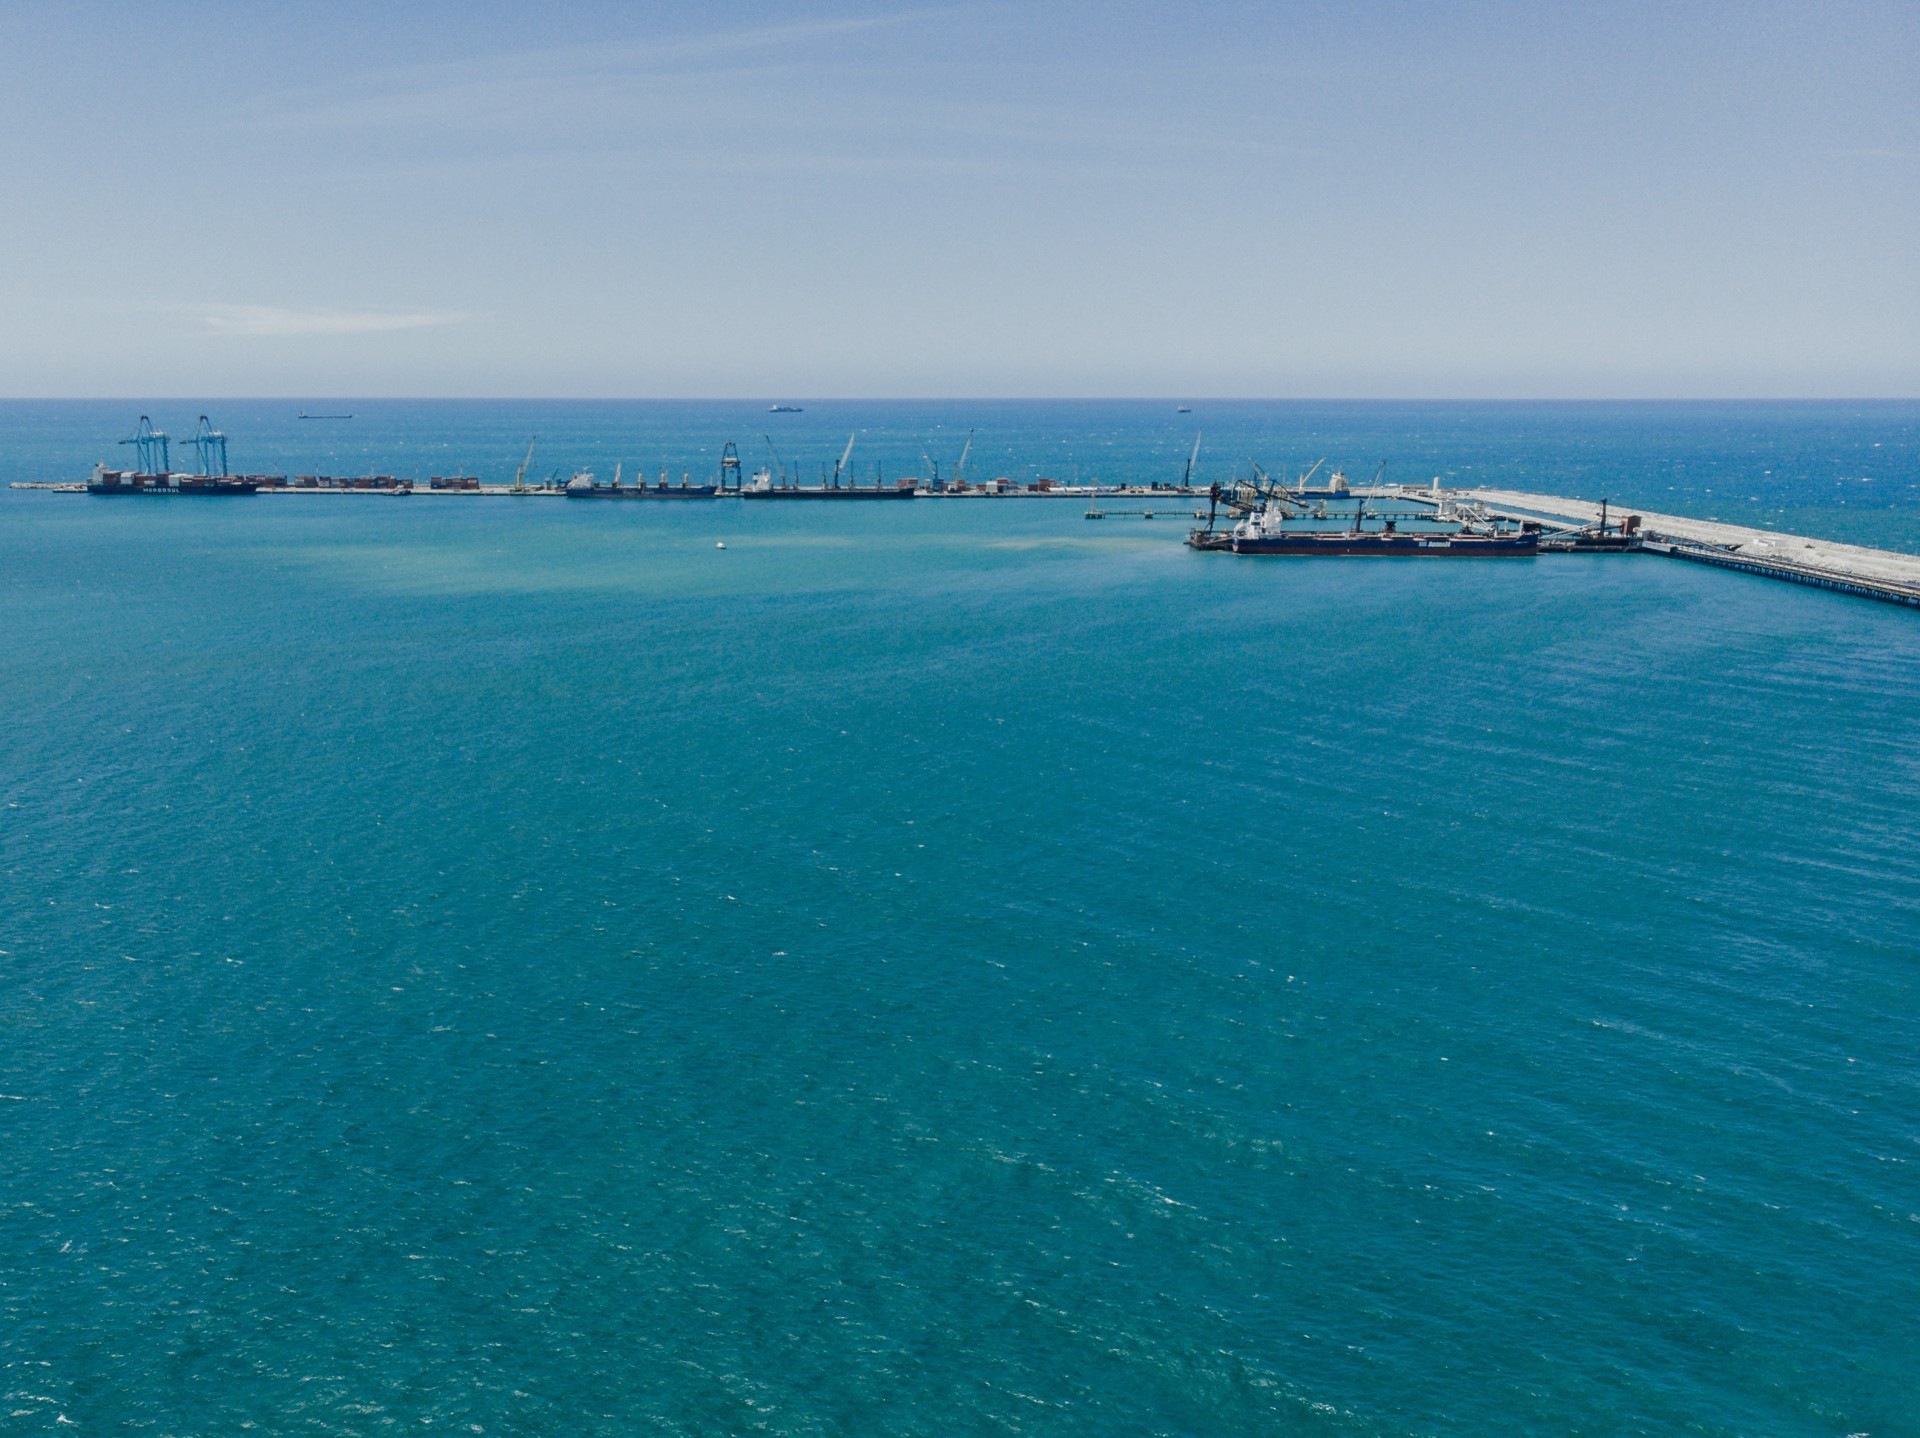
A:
<box><xmin>181</xmin><ymin>415</ymin><xmax>229</xmax><ymax>477</ymax></box>
<box><xmin>118</xmin><ymin>415</ymin><xmax>170</xmax><ymax>474</ymax></box>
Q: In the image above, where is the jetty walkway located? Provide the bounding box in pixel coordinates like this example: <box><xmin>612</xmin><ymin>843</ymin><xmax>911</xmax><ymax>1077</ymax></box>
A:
<box><xmin>1411</xmin><ymin>487</ymin><xmax>1920</xmax><ymax>608</ymax></box>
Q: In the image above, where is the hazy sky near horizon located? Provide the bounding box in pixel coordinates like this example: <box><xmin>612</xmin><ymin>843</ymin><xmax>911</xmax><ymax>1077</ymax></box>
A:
<box><xmin>1</xmin><ymin>0</ymin><xmax>1914</xmax><ymax>398</ymax></box>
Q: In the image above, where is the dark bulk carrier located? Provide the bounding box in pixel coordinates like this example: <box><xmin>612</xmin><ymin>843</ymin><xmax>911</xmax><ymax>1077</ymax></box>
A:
<box><xmin>742</xmin><ymin>467</ymin><xmax>915</xmax><ymax>499</ymax></box>
<box><xmin>1229</xmin><ymin>508</ymin><xmax>1537</xmax><ymax>556</ymax></box>
<box><xmin>564</xmin><ymin>466</ymin><xmax>718</xmax><ymax>499</ymax></box>
<box><xmin>1189</xmin><ymin>468</ymin><xmax>1536</xmax><ymax>557</ymax></box>
<box><xmin>741</xmin><ymin>432</ymin><xmax>916</xmax><ymax>499</ymax></box>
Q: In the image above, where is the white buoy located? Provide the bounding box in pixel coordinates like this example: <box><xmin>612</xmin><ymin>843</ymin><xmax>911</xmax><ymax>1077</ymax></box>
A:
<box><xmin>716</xmin><ymin>541</ymin><xmax>727</xmax><ymax>549</ymax></box>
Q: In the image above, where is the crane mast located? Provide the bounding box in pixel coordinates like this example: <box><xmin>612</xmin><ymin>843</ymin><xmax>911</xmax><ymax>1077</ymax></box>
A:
<box><xmin>119</xmin><ymin>415</ymin><xmax>170</xmax><ymax>475</ymax></box>
<box><xmin>182</xmin><ymin>415</ymin><xmax>228</xmax><ymax>477</ymax></box>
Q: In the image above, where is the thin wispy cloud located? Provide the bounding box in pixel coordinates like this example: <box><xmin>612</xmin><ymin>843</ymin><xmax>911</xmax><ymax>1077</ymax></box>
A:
<box><xmin>201</xmin><ymin>305</ymin><xmax>465</xmax><ymax>337</ymax></box>
<box><xmin>247</xmin><ymin>8</ymin><xmax>967</xmax><ymax>134</ymax></box>
<box><xmin>217</xmin><ymin>5</ymin><xmax>1276</xmax><ymax>193</ymax></box>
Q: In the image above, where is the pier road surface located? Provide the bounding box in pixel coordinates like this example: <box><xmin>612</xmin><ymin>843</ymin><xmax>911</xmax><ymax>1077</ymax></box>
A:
<box><xmin>1424</xmin><ymin>487</ymin><xmax>1920</xmax><ymax>593</ymax></box>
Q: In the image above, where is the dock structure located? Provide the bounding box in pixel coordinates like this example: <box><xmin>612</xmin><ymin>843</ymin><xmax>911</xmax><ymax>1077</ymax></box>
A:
<box><xmin>17</xmin><ymin>459</ymin><xmax>1920</xmax><ymax>611</ymax></box>
<box><xmin>1408</xmin><ymin>487</ymin><xmax>1920</xmax><ymax>609</ymax></box>
<box><xmin>11</xmin><ymin>480</ymin><xmax>1210</xmax><ymax>501</ymax></box>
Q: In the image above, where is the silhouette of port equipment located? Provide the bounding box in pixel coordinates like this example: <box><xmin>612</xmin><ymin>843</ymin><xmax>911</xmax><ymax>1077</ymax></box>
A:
<box><xmin>181</xmin><ymin>416</ymin><xmax>229</xmax><ymax>477</ymax></box>
<box><xmin>119</xmin><ymin>416</ymin><xmax>170</xmax><ymax>474</ymax></box>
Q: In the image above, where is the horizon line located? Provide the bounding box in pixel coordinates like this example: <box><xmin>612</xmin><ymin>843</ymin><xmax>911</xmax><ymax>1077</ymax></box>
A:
<box><xmin>3</xmin><ymin>395</ymin><xmax>1916</xmax><ymax>405</ymax></box>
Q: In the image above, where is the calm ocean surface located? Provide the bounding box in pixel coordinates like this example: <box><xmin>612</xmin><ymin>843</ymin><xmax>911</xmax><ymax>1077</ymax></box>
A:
<box><xmin>3</xmin><ymin>401</ymin><xmax>1918</xmax><ymax>1435</ymax></box>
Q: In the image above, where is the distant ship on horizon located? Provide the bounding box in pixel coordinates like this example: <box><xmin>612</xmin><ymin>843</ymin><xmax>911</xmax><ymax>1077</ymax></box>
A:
<box><xmin>768</xmin><ymin>404</ymin><xmax>803</xmax><ymax>413</ymax></box>
<box><xmin>298</xmin><ymin>411</ymin><xmax>353</xmax><ymax>420</ymax></box>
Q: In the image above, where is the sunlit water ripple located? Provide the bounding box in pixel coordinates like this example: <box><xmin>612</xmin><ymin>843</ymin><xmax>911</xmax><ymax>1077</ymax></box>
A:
<box><xmin>2</xmin><ymin>401</ymin><xmax>1917</xmax><ymax>1435</ymax></box>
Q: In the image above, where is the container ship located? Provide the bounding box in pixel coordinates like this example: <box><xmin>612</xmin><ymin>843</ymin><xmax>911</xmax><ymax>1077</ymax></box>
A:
<box><xmin>91</xmin><ymin>416</ymin><xmax>260</xmax><ymax>494</ymax></box>
<box><xmin>87</xmin><ymin>465</ymin><xmax>259</xmax><ymax>496</ymax></box>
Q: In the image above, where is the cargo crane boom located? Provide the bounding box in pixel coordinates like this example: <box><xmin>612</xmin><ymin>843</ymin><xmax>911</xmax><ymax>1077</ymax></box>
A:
<box><xmin>182</xmin><ymin>415</ymin><xmax>228</xmax><ymax>477</ymax></box>
<box><xmin>118</xmin><ymin>415</ymin><xmax>169</xmax><ymax>475</ymax></box>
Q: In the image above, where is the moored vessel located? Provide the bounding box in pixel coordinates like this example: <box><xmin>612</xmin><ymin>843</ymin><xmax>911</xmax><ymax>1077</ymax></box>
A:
<box><xmin>87</xmin><ymin>465</ymin><xmax>259</xmax><ymax>495</ymax></box>
<box><xmin>564</xmin><ymin>468</ymin><xmax>719</xmax><ymax>498</ymax></box>
<box><xmin>1187</xmin><ymin>469</ymin><xmax>1536</xmax><ymax>556</ymax></box>
<box><xmin>741</xmin><ymin>467</ymin><xmax>914</xmax><ymax>499</ymax></box>
<box><xmin>1226</xmin><ymin>501</ymin><xmax>1534</xmax><ymax>557</ymax></box>
<box><xmin>1229</xmin><ymin>525</ymin><xmax>1537</xmax><ymax>556</ymax></box>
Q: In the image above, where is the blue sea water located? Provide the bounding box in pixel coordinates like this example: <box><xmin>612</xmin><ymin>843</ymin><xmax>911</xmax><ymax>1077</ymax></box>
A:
<box><xmin>2</xmin><ymin>401</ymin><xmax>1918</xmax><ymax>1435</ymax></box>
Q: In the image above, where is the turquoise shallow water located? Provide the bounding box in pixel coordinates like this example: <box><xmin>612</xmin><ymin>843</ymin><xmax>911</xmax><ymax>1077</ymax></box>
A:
<box><xmin>3</xmin><ymin>402</ymin><xmax>1919</xmax><ymax>1435</ymax></box>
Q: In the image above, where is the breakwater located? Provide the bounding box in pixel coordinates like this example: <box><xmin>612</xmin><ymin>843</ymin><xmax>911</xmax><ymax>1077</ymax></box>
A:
<box><xmin>16</xmin><ymin>471</ymin><xmax>1920</xmax><ymax>607</ymax></box>
<box><xmin>1418</xmin><ymin>487</ymin><xmax>1920</xmax><ymax>608</ymax></box>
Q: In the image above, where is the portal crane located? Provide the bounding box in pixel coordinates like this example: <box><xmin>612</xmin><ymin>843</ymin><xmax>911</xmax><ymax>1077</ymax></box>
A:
<box><xmin>182</xmin><ymin>415</ymin><xmax>228</xmax><ymax>477</ymax></box>
<box><xmin>118</xmin><ymin>416</ymin><xmax>169</xmax><ymax>475</ymax></box>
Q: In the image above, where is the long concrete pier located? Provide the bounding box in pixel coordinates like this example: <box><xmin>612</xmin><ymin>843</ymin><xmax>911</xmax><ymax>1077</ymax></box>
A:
<box><xmin>16</xmin><ymin>474</ymin><xmax>1920</xmax><ymax>609</ymax></box>
<box><xmin>1414</xmin><ymin>487</ymin><xmax>1920</xmax><ymax>608</ymax></box>
<box><xmin>9</xmin><ymin>481</ymin><xmax>1199</xmax><ymax>500</ymax></box>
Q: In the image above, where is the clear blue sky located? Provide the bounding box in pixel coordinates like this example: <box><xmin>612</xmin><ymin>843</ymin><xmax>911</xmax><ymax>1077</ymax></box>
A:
<box><xmin>2</xmin><ymin>0</ymin><xmax>1913</xmax><ymax>397</ymax></box>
